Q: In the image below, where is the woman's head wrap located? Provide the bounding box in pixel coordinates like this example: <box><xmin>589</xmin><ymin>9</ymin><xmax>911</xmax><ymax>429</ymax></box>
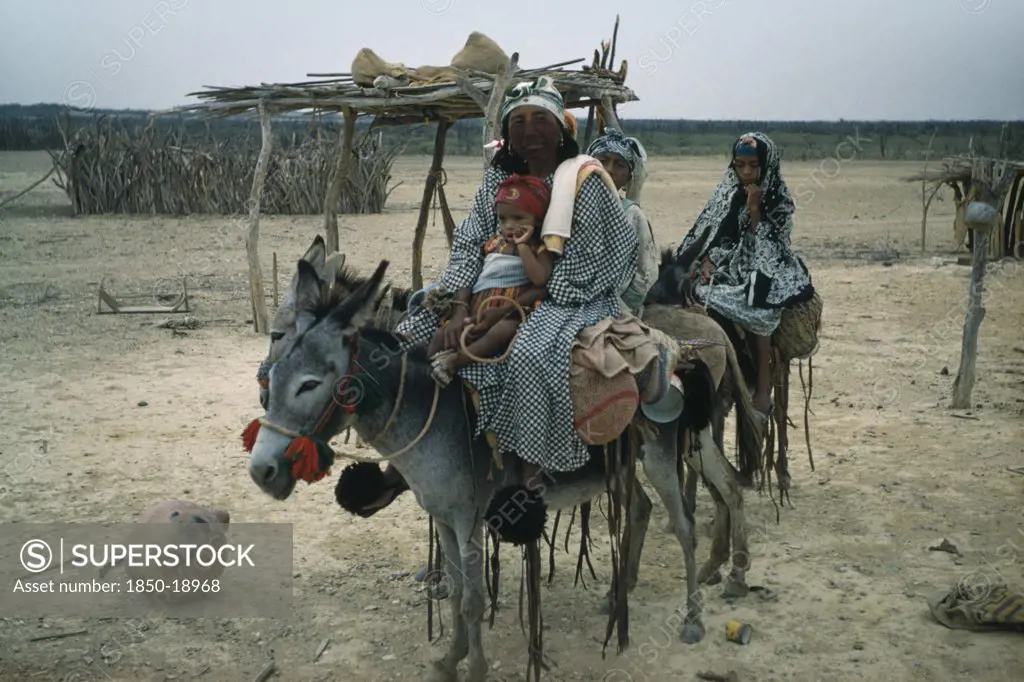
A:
<box><xmin>495</xmin><ymin>173</ymin><xmax>552</xmax><ymax>220</ymax></box>
<box><xmin>500</xmin><ymin>76</ymin><xmax>567</xmax><ymax>132</ymax></box>
<box><xmin>586</xmin><ymin>127</ymin><xmax>647</xmax><ymax>177</ymax></box>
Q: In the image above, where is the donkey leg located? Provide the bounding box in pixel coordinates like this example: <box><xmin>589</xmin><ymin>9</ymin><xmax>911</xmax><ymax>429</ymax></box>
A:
<box><xmin>602</xmin><ymin>476</ymin><xmax>653</xmax><ymax>614</ymax></box>
<box><xmin>641</xmin><ymin>422</ymin><xmax>705</xmax><ymax>644</ymax></box>
<box><xmin>696</xmin><ymin>481</ymin><xmax>732</xmax><ymax>587</ymax></box>
<box><xmin>668</xmin><ymin>429</ymin><xmax>698</xmax><ymax>532</ymax></box>
<box><xmin>425</xmin><ymin>522</ymin><xmax>467</xmax><ymax>682</ymax></box>
<box><xmin>454</xmin><ymin>517</ymin><xmax>489</xmax><ymax>682</ymax></box>
<box><xmin>689</xmin><ymin>427</ymin><xmax>750</xmax><ymax>600</ymax></box>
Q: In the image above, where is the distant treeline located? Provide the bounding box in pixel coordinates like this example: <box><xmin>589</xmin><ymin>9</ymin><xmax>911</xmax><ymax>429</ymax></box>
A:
<box><xmin>2</xmin><ymin>103</ymin><xmax>1022</xmax><ymax>161</ymax></box>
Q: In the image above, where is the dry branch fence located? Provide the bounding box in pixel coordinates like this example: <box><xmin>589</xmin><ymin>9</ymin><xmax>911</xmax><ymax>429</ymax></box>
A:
<box><xmin>47</xmin><ymin>114</ymin><xmax>402</xmax><ymax>215</ymax></box>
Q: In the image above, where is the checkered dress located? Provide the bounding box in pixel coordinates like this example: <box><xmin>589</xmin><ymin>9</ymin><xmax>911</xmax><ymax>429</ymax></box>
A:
<box><xmin>396</xmin><ymin>165</ymin><xmax>638</xmax><ymax>471</ymax></box>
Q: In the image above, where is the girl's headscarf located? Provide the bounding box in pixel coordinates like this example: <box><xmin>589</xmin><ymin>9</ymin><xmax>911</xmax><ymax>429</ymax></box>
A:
<box><xmin>673</xmin><ymin>131</ymin><xmax>795</xmax><ymax>271</ymax></box>
<box><xmin>586</xmin><ymin>127</ymin><xmax>647</xmax><ymax>177</ymax></box>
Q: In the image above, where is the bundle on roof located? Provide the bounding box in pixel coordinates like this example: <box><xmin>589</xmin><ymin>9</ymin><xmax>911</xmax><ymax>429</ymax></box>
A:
<box><xmin>351</xmin><ymin>31</ymin><xmax>511</xmax><ymax>88</ymax></box>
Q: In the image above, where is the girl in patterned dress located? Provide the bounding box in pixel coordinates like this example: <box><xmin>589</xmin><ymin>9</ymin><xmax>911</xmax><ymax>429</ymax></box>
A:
<box><xmin>672</xmin><ymin>132</ymin><xmax>815</xmax><ymax>417</ymax></box>
<box><xmin>429</xmin><ymin>174</ymin><xmax>554</xmax><ymax>386</ymax></box>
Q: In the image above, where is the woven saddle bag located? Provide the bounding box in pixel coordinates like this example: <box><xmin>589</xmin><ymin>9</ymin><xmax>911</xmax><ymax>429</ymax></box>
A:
<box><xmin>773</xmin><ymin>291</ymin><xmax>823</xmax><ymax>361</ymax></box>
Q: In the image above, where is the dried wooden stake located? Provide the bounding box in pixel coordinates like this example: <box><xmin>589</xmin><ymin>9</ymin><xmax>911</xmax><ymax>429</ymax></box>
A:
<box><xmin>245</xmin><ymin>100</ymin><xmax>273</xmax><ymax>334</ymax></box>
<box><xmin>313</xmin><ymin>638</ymin><xmax>330</xmax><ymax>662</ymax></box>
<box><xmin>27</xmin><ymin>629</ymin><xmax>88</xmax><ymax>643</ymax></box>
<box><xmin>272</xmin><ymin>251</ymin><xmax>278</xmax><ymax>308</ymax></box>
<box><xmin>252</xmin><ymin>660</ymin><xmax>276</xmax><ymax>682</ymax></box>
<box><xmin>697</xmin><ymin>672</ymin><xmax>740</xmax><ymax>682</ymax></box>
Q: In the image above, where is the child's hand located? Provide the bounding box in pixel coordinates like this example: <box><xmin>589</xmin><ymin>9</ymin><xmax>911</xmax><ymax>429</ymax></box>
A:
<box><xmin>513</xmin><ymin>224</ymin><xmax>534</xmax><ymax>245</ymax></box>
<box><xmin>745</xmin><ymin>184</ymin><xmax>762</xmax><ymax>214</ymax></box>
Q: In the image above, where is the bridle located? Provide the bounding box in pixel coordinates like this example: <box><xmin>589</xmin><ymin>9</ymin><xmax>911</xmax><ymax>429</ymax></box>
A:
<box><xmin>243</xmin><ymin>332</ymin><xmax>441</xmax><ymax>484</ymax></box>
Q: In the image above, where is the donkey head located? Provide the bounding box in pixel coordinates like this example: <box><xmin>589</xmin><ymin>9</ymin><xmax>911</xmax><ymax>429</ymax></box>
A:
<box><xmin>645</xmin><ymin>247</ymin><xmax>694</xmax><ymax>306</ymax></box>
<box><xmin>248</xmin><ymin>258</ymin><xmax>389</xmax><ymax>500</ymax></box>
<box><xmin>260</xmin><ymin>235</ymin><xmax>346</xmax><ymax>409</ymax></box>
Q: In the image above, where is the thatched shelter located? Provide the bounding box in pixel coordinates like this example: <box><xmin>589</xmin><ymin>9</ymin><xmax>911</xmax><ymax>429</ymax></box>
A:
<box><xmin>172</xmin><ymin>20</ymin><xmax>637</xmax><ymax>334</ymax></box>
<box><xmin>907</xmin><ymin>153</ymin><xmax>1024</xmax><ymax>409</ymax></box>
<box><xmin>913</xmin><ymin>150</ymin><xmax>1024</xmax><ymax>259</ymax></box>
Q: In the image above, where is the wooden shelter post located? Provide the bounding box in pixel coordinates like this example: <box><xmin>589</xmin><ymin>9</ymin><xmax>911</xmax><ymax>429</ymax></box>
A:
<box><xmin>246</xmin><ymin>100</ymin><xmax>273</xmax><ymax>334</ymax></box>
<box><xmin>323</xmin><ymin>106</ymin><xmax>356</xmax><ymax>254</ymax></box>
<box><xmin>481</xmin><ymin>54</ymin><xmax>518</xmax><ymax>170</ymax></box>
<box><xmin>950</xmin><ymin>200</ymin><xmax>997</xmax><ymax>409</ymax></box>
<box><xmin>411</xmin><ymin>120</ymin><xmax>451</xmax><ymax>291</ymax></box>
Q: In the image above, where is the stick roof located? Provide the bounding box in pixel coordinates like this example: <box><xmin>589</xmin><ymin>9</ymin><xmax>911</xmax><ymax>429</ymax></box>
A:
<box><xmin>171</xmin><ymin>58</ymin><xmax>637</xmax><ymax>124</ymax></box>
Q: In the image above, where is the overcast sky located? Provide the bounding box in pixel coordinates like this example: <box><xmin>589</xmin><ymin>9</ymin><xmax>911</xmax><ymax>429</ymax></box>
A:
<box><xmin>1</xmin><ymin>0</ymin><xmax>1022</xmax><ymax>120</ymax></box>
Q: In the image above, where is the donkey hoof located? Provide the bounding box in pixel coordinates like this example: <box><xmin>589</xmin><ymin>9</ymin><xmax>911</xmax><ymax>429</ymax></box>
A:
<box><xmin>424</xmin><ymin>662</ymin><xmax>457</xmax><ymax>682</ymax></box>
<box><xmin>680</xmin><ymin>620</ymin><xmax>705</xmax><ymax>644</ymax></box>
<box><xmin>722</xmin><ymin>578</ymin><xmax>750</xmax><ymax>600</ymax></box>
<box><xmin>697</xmin><ymin>566</ymin><xmax>722</xmax><ymax>585</ymax></box>
<box><xmin>465</xmin><ymin>656</ymin><xmax>489</xmax><ymax>682</ymax></box>
<box><xmin>778</xmin><ymin>471</ymin><xmax>792</xmax><ymax>491</ymax></box>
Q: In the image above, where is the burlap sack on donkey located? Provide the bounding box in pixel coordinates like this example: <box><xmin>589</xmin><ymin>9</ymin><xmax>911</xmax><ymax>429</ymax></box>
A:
<box><xmin>570</xmin><ymin>363</ymin><xmax>639</xmax><ymax>446</ymax></box>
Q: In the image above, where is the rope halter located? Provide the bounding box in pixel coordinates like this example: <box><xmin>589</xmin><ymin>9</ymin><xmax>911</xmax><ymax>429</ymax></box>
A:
<box><xmin>242</xmin><ymin>340</ymin><xmax>364</xmax><ymax>483</ymax></box>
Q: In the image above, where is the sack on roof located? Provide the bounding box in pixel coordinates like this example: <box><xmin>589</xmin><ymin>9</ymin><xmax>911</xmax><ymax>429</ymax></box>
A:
<box><xmin>351</xmin><ymin>47</ymin><xmax>410</xmax><ymax>87</ymax></box>
<box><xmin>450</xmin><ymin>31</ymin><xmax>510</xmax><ymax>74</ymax></box>
<box><xmin>351</xmin><ymin>31</ymin><xmax>509</xmax><ymax>89</ymax></box>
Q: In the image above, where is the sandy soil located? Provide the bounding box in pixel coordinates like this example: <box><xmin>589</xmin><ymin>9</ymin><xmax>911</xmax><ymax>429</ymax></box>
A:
<box><xmin>1</xmin><ymin>151</ymin><xmax>1022</xmax><ymax>682</ymax></box>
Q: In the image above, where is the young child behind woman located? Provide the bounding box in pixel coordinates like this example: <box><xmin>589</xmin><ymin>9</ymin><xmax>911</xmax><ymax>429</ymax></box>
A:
<box><xmin>430</xmin><ymin>174</ymin><xmax>555</xmax><ymax>386</ymax></box>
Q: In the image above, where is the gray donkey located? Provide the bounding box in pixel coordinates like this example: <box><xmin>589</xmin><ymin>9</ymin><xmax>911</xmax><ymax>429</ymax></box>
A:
<box><xmin>247</xmin><ymin>259</ymin><xmax>739</xmax><ymax>682</ymax></box>
<box><xmin>259</xmin><ymin>238</ymin><xmax>764</xmax><ymax>596</ymax></box>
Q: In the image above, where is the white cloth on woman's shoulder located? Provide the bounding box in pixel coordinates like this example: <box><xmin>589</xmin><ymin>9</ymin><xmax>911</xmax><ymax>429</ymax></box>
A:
<box><xmin>540</xmin><ymin>154</ymin><xmax>612</xmax><ymax>247</ymax></box>
<box><xmin>395</xmin><ymin>162</ymin><xmax>637</xmax><ymax>472</ymax></box>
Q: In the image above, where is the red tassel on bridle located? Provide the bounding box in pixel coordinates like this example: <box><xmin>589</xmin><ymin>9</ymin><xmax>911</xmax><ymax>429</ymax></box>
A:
<box><xmin>241</xmin><ymin>341</ymin><xmax>360</xmax><ymax>485</ymax></box>
<box><xmin>241</xmin><ymin>418</ymin><xmax>335</xmax><ymax>484</ymax></box>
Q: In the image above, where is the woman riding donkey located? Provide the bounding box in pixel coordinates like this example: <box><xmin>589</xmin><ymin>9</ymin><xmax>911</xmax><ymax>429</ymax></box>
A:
<box><xmin>671</xmin><ymin>132</ymin><xmax>815</xmax><ymax>419</ymax></box>
<box><xmin>395</xmin><ymin>75</ymin><xmax>638</xmax><ymax>489</ymax></box>
<box><xmin>587</xmin><ymin>127</ymin><xmax>660</xmax><ymax>317</ymax></box>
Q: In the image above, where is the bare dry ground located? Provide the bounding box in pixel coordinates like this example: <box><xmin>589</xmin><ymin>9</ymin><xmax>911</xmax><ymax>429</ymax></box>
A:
<box><xmin>1</xmin><ymin>151</ymin><xmax>1022</xmax><ymax>682</ymax></box>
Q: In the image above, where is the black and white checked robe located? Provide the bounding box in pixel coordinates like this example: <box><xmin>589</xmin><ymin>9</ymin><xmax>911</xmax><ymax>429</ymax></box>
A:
<box><xmin>396</xmin><ymin>164</ymin><xmax>638</xmax><ymax>472</ymax></box>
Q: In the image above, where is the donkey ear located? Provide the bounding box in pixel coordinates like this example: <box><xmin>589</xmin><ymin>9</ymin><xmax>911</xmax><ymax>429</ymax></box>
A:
<box><xmin>294</xmin><ymin>259</ymin><xmax>325</xmax><ymax>334</ymax></box>
<box><xmin>320</xmin><ymin>252</ymin><xmax>346</xmax><ymax>286</ymax></box>
<box><xmin>326</xmin><ymin>260</ymin><xmax>389</xmax><ymax>336</ymax></box>
<box><xmin>301</xmin><ymin>235</ymin><xmax>327</xmax><ymax>270</ymax></box>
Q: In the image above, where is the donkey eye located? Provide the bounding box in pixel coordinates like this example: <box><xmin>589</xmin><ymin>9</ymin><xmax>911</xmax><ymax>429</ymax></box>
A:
<box><xmin>270</xmin><ymin>331</ymin><xmax>285</xmax><ymax>342</ymax></box>
<box><xmin>296</xmin><ymin>379</ymin><xmax>321</xmax><ymax>395</ymax></box>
